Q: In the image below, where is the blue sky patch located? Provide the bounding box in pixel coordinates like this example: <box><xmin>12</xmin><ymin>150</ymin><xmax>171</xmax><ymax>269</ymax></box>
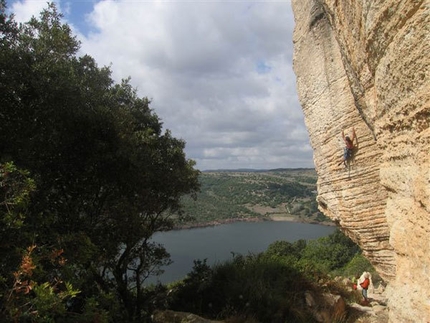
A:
<box><xmin>256</xmin><ymin>60</ymin><xmax>272</xmax><ymax>74</ymax></box>
<box><xmin>63</xmin><ymin>1</ymin><xmax>96</xmax><ymax>36</ymax></box>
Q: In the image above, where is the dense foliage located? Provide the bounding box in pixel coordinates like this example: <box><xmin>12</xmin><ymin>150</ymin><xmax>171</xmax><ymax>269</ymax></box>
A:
<box><xmin>177</xmin><ymin>169</ymin><xmax>330</xmax><ymax>226</ymax></box>
<box><xmin>165</xmin><ymin>229</ymin><xmax>378</xmax><ymax>323</ymax></box>
<box><xmin>0</xmin><ymin>2</ymin><xmax>200</xmax><ymax>322</ymax></box>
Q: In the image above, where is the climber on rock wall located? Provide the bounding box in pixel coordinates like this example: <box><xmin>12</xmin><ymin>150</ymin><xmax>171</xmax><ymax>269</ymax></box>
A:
<box><xmin>338</xmin><ymin>127</ymin><xmax>356</xmax><ymax>168</ymax></box>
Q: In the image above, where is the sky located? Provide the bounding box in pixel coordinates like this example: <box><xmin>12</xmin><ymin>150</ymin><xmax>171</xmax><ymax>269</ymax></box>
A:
<box><xmin>7</xmin><ymin>0</ymin><xmax>314</xmax><ymax>171</ymax></box>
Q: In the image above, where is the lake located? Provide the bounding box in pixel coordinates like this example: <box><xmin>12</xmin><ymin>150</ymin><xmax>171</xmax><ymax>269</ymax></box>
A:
<box><xmin>148</xmin><ymin>221</ymin><xmax>336</xmax><ymax>284</ymax></box>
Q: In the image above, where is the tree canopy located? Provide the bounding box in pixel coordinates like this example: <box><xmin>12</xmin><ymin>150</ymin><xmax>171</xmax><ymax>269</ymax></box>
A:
<box><xmin>0</xmin><ymin>1</ymin><xmax>200</xmax><ymax>321</ymax></box>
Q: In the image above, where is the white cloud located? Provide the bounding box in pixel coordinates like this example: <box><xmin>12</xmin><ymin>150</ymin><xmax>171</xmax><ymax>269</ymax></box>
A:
<box><xmin>9</xmin><ymin>0</ymin><xmax>59</xmax><ymax>22</ymax></box>
<box><xmin>7</xmin><ymin>0</ymin><xmax>314</xmax><ymax>170</ymax></box>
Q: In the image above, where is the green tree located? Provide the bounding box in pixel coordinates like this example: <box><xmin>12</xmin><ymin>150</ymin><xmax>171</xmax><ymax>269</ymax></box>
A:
<box><xmin>0</xmin><ymin>163</ymin><xmax>106</xmax><ymax>322</ymax></box>
<box><xmin>300</xmin><ymin>229</ymin><xmax>360</xmax><ymax>272</ymax></box>
<box><xmin>0</xmin><ymin>162</ymin><xmax>36</xmax><ymax>289</ymax></box>
<box><xmin>265</xmin><ymin>239</ymin><xmax>307</xmax><ymax>259</ymax></box>
<box><xmin>342</xmin><ymin>253</ymin><xmax>379</xmax><ymax>281</ymax></box>
<box><xmin>168</xmin><ymin>253</ymin><xmax>312</xmax><ymax>322</ymax></box>
<box><xmin>0</xmin><ymin>2</ymin><xmax>200</xmax><ymax>321</ymax></box>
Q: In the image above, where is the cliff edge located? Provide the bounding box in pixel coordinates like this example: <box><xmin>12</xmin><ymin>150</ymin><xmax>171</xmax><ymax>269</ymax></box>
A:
<box><xmin>291</xmin><ymin>0</ymin><xmax>429</xmax><ymax>322</ymax></box>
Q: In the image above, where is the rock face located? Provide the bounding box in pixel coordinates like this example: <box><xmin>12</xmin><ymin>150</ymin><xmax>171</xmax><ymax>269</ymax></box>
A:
<box><xmin>291</xmin><ymin>0</ymin><xmax>429</xmax><ymax>322</ymax></box>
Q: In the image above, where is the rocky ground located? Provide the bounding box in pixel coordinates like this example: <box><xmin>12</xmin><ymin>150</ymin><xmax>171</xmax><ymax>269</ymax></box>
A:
<box><xmin>350</xmin><ymin>286</ymin><xmax>389</xmax><ymax>323</ymax></box>
<box><xmin>152</xmin><ymin>287</ymin><xmax>389</xmax><ymax>323</ymax></box>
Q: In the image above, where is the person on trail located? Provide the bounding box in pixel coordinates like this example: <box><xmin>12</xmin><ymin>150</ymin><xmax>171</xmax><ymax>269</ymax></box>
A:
<box><xmin>339</xmin><ymin>127</ymin><xmax>356</xmax><ymax>167</ymax></box>
<box><xmin>360</xmin><ymin>272</ymin><xmax>370</xmax><ymax>303</ymax></box>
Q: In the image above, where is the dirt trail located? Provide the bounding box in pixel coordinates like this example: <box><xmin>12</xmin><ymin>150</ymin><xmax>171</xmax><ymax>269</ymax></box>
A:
<box><xmin>351</xmin><ymin>286</ymin><xmax>389</xmax><ymax>323</ymax></box>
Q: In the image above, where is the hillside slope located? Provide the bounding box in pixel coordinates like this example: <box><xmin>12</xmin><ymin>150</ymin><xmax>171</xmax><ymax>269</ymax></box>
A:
<box><xmin>176</xmin><ymin>169</ymin><xmax>332</xmax><ymax>227</ymax></box>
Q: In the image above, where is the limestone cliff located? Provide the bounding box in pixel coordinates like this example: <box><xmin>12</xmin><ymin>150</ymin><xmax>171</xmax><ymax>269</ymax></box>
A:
<box><xmin>291</xmin><ymin>0</ymin><xmax>429</xmax><ymax>322</ymax></box>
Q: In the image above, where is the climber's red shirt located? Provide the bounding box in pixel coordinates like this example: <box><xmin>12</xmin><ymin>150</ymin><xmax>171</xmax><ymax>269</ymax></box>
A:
<box><xmin>360</xmin><ymin>278</ymin><xmax>370</xmax><ymax>289</ymax></box>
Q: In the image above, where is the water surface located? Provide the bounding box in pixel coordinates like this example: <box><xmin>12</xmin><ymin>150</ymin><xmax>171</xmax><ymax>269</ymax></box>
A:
<box><xmin>149</xmin><ymin>221</ymin><xmax>335</xmax><ymax>284</ymax></box>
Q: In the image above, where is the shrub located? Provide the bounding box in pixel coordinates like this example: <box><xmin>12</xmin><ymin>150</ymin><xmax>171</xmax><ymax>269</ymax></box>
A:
<box><xmin>166</xmin><ymin>229</ymin><xmax>378</xmax><ymax>323</ymax></box>
<box><xmin>341</xmin><ymin>254</ymin><xmax>382</xmax><ymax>285</ymax></box>
<box><xmin>168</xmin><ymin>253</ymin><xmax>315</xmax><ymax>322</ymax></box>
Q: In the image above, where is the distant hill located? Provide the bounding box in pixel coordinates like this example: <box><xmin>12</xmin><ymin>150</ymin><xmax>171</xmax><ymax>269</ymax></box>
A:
<box><xmin>174</xmin><ymin>168</ymin><xmax>332</xmax><ymax>228</ymax></box>
<box><xmin>202</xmin><ymin>168</ymin><xmax>315</xmax><ymax>173</ymax></box>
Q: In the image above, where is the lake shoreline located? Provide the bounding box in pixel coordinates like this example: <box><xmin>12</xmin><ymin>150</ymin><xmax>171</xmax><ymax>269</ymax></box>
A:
<box><xmin>173</xmin><ymin>216</ymin><xmax>336</xmax><ymax>231</ymax></box>
<box><xmin>150</xmin><ymin>220</ymin><xmax>336</xmax><ymax>285</ymax></box>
